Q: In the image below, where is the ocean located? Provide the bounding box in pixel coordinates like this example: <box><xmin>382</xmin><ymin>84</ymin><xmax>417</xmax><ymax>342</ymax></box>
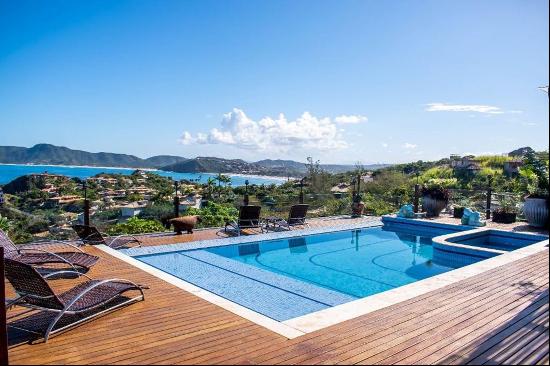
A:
<box><xmin>0</xmin><ymin>164</ymin><xmax>286</xmax><ymax>186</ymax></box>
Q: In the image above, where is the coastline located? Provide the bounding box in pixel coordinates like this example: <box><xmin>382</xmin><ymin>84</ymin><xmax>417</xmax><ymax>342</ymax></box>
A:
<box><xmin>0</xmin><ymin>163</ymin><xmax>156</xmax><ymax>171</ymax></box>
<box><xmin>0</xmin><ymin>163</ymin><xmax>288</xmax><ymax>184</ymax></box>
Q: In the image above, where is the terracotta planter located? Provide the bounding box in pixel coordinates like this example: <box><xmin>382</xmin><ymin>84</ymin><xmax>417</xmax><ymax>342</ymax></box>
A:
<box><xmin>492</xmin><ymin>211</ymin><xmax>517</xmax><ymax>224</ymax></box>
<box><xmin>422</xmin><ymin>196</ymin><xmax>447</xmax><ymax>217</ymax></box>
<box><xmin>524</xmin><ymin>197</ymin><xmax>549</xmax><ymax>228</ymax></box>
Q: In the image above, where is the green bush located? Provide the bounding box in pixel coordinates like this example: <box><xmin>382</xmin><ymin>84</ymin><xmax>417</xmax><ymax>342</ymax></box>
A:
<box><xmin>107</xmin><ymin>217</ymin><xmax>165</xmax><ymax>235</ymax></box>
<box><xmin>187</xmin><ymin>202</ymin><xmax>238</xmax><ymax>228</ymax></box>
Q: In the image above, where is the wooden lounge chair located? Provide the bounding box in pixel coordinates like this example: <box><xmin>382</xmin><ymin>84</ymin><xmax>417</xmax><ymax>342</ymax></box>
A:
<box><xmin>224</xmin><ymin>205</ymin><xmax>263</xmax><ymax>236</ymax></box>
<box><xmin>4</xmin><ymin>258</ymin><xmax>145</xmax><ymax>342</ymax></box>
<box><xmin>271</xmin><ymin>204</ymin><xmax>309</xmax><ymax>230</ymax></box>
<box><xmin>72</xmin><ymin>224</ymin><xmax>142</xmax><ymax>249</ymax></box>
<box><xmin>0</xmin><ymin>229</ymin><xmax>99</xmax><ymax>273</ymax></box>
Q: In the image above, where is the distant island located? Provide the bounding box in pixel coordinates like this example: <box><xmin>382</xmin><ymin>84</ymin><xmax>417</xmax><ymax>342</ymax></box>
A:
<box><xmin>0</xmin><ymin>144</ymin><xmax>391</xmax><ymax>177</ymax></box>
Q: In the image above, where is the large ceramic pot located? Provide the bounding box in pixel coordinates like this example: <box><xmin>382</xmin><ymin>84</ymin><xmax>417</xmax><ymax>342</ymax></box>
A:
<box><xmin>422</xmin><ymin>196</ymin><xmax>447</xmax><ymax>217</ymax></box>
<box><xmin>524</xmin><ymin>197</ymin><xmax>549</xmax><ymax>228</ymax></box>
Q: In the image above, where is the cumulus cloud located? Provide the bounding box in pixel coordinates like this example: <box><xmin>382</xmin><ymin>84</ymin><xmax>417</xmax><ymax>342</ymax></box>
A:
<box><xmin>403</xmin><ymin>143</ymin><xmax>418</xmax><ymax>149</ymax></box>
<box><xmin>334</xmin><ymin>114</ymin><xmax>367</xmax><ymax>124</ymax></box>
<box><xmin>425</xmin><ymin>103</ymin><xmax>505</xmax><ymax>114</ymax></box>
<box><xmin>180</xmin><ymin>108</ymin><xmax>352</xmax><ymax>153</ymax></box>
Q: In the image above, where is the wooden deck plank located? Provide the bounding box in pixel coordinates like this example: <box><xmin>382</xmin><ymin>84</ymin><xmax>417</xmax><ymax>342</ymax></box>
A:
<box><xmin>5</xmin><ymin>218</ymin><xmax>549</xmax><ymax>365</ymax></box>
<box><xmin>243</xmin><ymin>256</ymin><xmax>548</xmax><ymax>365</ymax></box>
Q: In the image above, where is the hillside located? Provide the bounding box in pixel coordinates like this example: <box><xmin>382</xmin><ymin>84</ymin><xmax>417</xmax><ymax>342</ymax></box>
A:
<box><xmin>0</xmin><ymin>144</ymin><xmax>185</xmax><ymax>169</ymax></box>
<box><xmin>161</xmin><ymin>157</ymin><xmax>254</xmax><ymax>174</ymax></box>
<box><xmin>144</xmin><ymin>155</ymin><xmax>188</xmax><ymax>167</ymax></box>
<box><xmin>0</xmin><ymin>144</ymin><xmax>392</xmax><ymax>177</ymax></box>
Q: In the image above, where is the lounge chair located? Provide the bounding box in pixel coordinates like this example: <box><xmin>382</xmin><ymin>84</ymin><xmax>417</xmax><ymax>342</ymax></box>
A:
<box><xmin>224</xmin><ymin>205</ymin><xmax>263</xmax><ymax>236</ymax></box>
<box><xmin>0</xmin><ymin>229</ymin><xmax>99</xmax><ymax>273</ymax></box>
<box><xmin>4</xmin><ymin>258</ymin><xmax>145</xmax><ymax>342</ymax></box>
<box><xmin>72</xmin><ymin>224</ymin><xmax>142</xmax><ymax>249</ymax></box>
<box><xmin>271</xmin><ymin>204</ymin><xmax>309</xmax><ymax>230</ymax></box>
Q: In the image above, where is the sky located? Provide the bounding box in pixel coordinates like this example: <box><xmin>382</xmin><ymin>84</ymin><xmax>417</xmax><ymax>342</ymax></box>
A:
<box><xmin>0</xmin><ymin>0</ymin><xmax>548</xmax><ymax>164</ymax></box>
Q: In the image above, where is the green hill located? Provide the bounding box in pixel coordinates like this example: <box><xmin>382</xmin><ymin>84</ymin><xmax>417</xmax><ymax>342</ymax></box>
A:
<box><xmin>0</xmin><ymin>144</ymin><xmax>186</xmax><ymax>169</ymax></box>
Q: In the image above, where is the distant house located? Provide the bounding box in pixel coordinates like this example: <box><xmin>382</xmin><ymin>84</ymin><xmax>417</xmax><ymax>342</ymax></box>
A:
<box><xmin>451</xmin><ymin>155</ymin><xmax>481</xmax><ymax>174</ymax></box>
<box><xmin>361</xmin><ymin>172</ymin><xmax>374</xmax><ymax>183</ymax></box>
<box><xmin>88</xmin><ymin>177</ymin><xmax>118</xmax><ymax>185</ymax></box>
<box><xmin>330</xmin><ymin>183</ymin><xmax>350</xmax><ymax>198</ymax></box>
<box><xmin>121</xmin><ymin>202</ymin><xmax>147</xmax><ymax>218</ymax></box>
<box><xmin>179</xmin><ymin>194</ymin><xmax>202</xmax><ymax>211</ymax></box>
<box><xmin>504</xmin><ymin>160</ymin><xmax>524</xmax><ymax>177</ymax></box>
<box><xmin>47</xmin><ymin>195</ymin><xmax>82</xmax><ymax>206</ymax></box>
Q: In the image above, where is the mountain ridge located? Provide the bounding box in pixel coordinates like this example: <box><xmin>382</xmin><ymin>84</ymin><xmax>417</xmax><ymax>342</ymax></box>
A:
<box><xmin>0</xmin><ymin>144</ymin><xmax>390</xmax><ymax>177</ymax></box>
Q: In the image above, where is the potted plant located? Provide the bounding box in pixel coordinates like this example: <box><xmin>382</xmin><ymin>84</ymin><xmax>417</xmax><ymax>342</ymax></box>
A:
<box><xmin>351</xmin><ymin>193</ymin><xmax>365</xmax><ymax>217</ymax></box>
<box><xmin>452</xmin><ymin>196</ymin><xmax>471</xmax><ymax>218</ymax></box>
<box><xmin>492</xmin><ymin>195</ymin><xmax>518</xmax><ymax>224</ymax></box>
<box><xmin>522</xmin><ymin>152</ymin><xmax>549</xmax><ymax>228</ymax></box>
<box><xmin>421</xmin><ymin>184</ymin><xmax>451</xmax><ymax>217</ymax></box>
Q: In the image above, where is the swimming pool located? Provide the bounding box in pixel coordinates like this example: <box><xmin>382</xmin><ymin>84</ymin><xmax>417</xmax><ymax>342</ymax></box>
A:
<box><xmin>134</xmin><ymin>225</ymin><xmax>467</xmax><ymax>321</ymax></box>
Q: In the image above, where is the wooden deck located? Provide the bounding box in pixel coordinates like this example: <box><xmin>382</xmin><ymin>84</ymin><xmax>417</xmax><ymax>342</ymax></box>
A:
<box><xmin>5</xmin><ymin>219</ymin><xmax>549</xmax><ymax>365</ymax></box>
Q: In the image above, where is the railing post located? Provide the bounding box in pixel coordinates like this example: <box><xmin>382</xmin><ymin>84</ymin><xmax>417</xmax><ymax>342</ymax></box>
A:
<box><xmin>1</xmin><ymin>247</ymin><xmax>9</xmax><ymax>365</ymax></box>
<box><xmin>243</xmin><ymin>180</ymin><xmax>250</xmax><ymax>206</ymax></box>
<box><xmin>413</xmin><ymin>184</ymin><xmax>420</xmax><ymax>213</ymax></box>
<box><xmin>173</xmin><ymin>181</ymin><xmax>180</xmax><ymax>218</ymax></box>
<box><xmin>301</xmin><ymin>181</ymin><xmax>305</xmax><ymax>204</ymax></box>
<box><xmin>83</xmin><ymin>181</ymin><xmax>90</xmax><ymax>227</ymax></box>
<box><xmin>486</xmin><ymin>176</ymin><xmax>493</xmax><ymax>220</ymax></box>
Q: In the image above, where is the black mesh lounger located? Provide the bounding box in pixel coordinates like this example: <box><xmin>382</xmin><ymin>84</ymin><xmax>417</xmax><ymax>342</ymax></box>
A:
<box><xmin>4</xmin><ymin>258</ymin><xmax>145</xmax><ymax>342</ymax></box>
<box><xmin>272</xmin><ymin>204</ymin><xmax>309</xmax><ymax>230</ymax></box>
<box><xmin>224</xmin><ymin>205</ymin><xmax>263</xmax><ymax>236</ymax></box>
<box><xmin>0</xmin><ymin>229</ymin><xmax>99</xmax><ymax>273</ymax></box>
<box><xmin>72</xmin><ymin>224</ymin><xmax>142</xmax><ymax>249</ymax></box>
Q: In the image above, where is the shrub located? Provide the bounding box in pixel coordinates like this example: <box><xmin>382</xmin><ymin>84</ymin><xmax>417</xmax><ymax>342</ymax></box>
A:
<box><xmin>107</xmin><ymin>217</ymin><xmax>165</xmax><ymax>235</ymax></box>
<box><xmin>422</xmin><ymin>183</ymin><xmax>451</xmax><ymax>202</ymax></box>
<box><xmin>0</xmin><ymin>215</ymin><xmax>10</xmax><ymax>232</ymax></box>
<box><xmin>187</xmin><ymin>202</ymin><xmax>238</xmax><ymax>228</ymax></box>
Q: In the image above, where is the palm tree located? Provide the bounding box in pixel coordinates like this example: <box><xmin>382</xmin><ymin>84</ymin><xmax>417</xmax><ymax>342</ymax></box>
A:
<box><xmin>206</xmin><ymin>177</ymin><xmax>216</xmax><ymax>198</ymax></box>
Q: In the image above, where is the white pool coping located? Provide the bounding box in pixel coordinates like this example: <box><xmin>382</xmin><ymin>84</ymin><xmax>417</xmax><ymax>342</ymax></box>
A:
<box><xmin>97</xmin><ymin>221</ymin><xmax>549</xmax><ymax>338</ymax></box>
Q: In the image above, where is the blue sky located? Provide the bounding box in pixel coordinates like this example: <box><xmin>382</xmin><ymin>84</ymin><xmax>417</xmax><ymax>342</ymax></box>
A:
<box><xmin>0</xmin><ymin>0</ymin><xmax>548</xmax><ymax>164</ymax></box>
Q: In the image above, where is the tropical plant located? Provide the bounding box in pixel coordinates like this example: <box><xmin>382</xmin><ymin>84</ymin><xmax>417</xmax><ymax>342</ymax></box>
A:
<box><xmin>187</xmin><ymin>201</ymin><xmax>238</xmax><ymax>228</ymax></box>
<box><xmin>495</xmin><ymin>195</ymin><xmax>520</xmax><ymax>214</ymax></box>
<box><xmin>523</xmin><ymin>151</ymin><xmax>549</xmax><ymax>198</ymax></box>
<box><xmin>0</xmin><ymin>214</ymin><xmax>10</xmax><ymax>232</ymax></box>
<box><xmin>107</xmin><ymin>217</ymin><xmax>165</xmax><ymax>235</ymax></box>
<box><xmin>421</xmin><ymin>183</ymin><xmax>451</xmax><ymax>202</ymax></box>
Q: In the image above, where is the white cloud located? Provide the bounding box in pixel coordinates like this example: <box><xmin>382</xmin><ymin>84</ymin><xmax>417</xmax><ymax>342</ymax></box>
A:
<box><xmin>425</xmin><ymin>103</ymin><xmax>505</xmax><ymax>114</ymax></box>
<box><xmin>381</xmin><ymin>142</ymin><xmax>389</xmax><ymax>148</ymax></box>
<box><xmin>334</xmin><ymin>114</ymin><xmax>367</xmax><ymax>124</ymax></box>
<box><xmin>179</xmin><ymin>131</ymin><xmax>194</xmax><ymax>145</ymax></box>
<box><xmin>180</xmin><ymin>108</ymin><xmax>351</xmax><ymax>153</ymax></box>
<box><xmin>403</xmin><ymin>143</ymin><xmax>418</xmax><ymax>149</ymax></box>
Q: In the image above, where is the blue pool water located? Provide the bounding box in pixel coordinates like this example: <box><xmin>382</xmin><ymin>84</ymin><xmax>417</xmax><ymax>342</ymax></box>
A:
<box><xmin>136</xmin><ymin>226</ymin><xmax>470</xmax><ymax>321</ymax></box>
<box><xmin>0</xmin><ymin>164</ymin><xmax>285</xmax><ymax>186</ymax></box>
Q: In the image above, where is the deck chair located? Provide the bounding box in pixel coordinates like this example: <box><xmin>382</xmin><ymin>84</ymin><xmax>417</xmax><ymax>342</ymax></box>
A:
<box><xmin>4</xmin><ymin>258</ymin><xmax>145</xmax><ymax>342</ymax></box>
<box><xmin>72</xmin><ymin>224</ymin><xmax>142</xmax><ymax>249</ymax></box>
<box><xmin>0</xmin><ymin>229</ymin><xmax>99</xmax><ymax>273</ymax></box>
<box><xmin>272</xmin><ymin>204</ymin><xmax>309</xmax><ymax>230</ymax></box>
<box><xmin>224</xmin><ymin>205</ymin><xmax>263</xmax><ymax>236</ymax></box>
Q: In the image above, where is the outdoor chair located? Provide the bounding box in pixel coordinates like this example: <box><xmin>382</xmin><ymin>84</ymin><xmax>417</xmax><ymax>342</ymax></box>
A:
<box><xmin>4</xmin><ymin>258</ymin><xmax>145</xmax><ymax>342</ymax></box>
<box><xmin>224</xmin><ymin>205</ymin><xmax>263</xmax><ymax>236</ymax></box>
<box><xmin>72</xmin><ymin>224</ymin><xmax>142</xmax><ymax>249</ymax></box>
<box><xmin>0</xmin><ymin>229</ymin><xmax>99</xmax><ymax>273</ymax></box>
<box><xmin>270</xmin><ymin>204</ymin><xmax>309</xmax><ymax>231</ymax></box>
